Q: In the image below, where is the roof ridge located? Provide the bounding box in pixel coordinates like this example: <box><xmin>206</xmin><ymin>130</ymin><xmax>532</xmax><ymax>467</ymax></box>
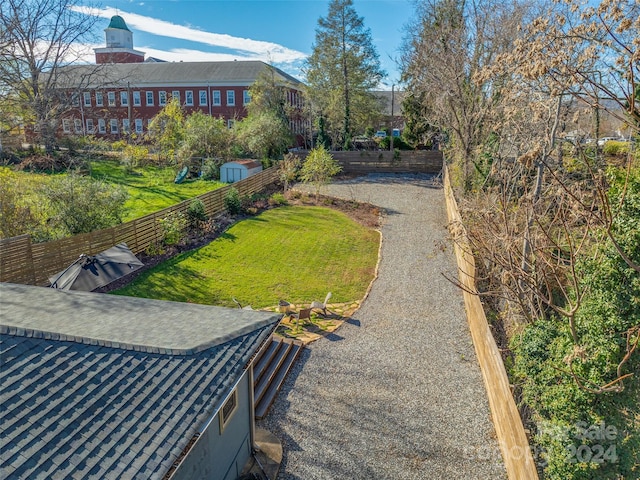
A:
<box><xmin>0</xmin><ymin>324</ymin><xmax>264</xmax><ymax>356</ymax></box>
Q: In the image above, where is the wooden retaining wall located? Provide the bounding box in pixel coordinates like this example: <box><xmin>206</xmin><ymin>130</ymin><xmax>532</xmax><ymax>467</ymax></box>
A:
<box><xmin>0</xmin><ymin>167</ymin><xmax>278</xmax><ymax>286</ymax></box>
<box><xmin>443</xmin><ymin>163</ymin><xmax>539</xmax><ymax>480</ymax></box>
<box><xmin>296</xmin><ymin>150</ymin><xmax>443</xmax><ymax>174</ymax></box>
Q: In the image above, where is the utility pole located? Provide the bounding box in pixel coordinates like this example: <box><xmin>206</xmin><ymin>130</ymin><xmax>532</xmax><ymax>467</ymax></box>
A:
<box><xmin>390</xmin><ymin>84</ymin><xmax>394</xmax><ymax>151</ymax></box>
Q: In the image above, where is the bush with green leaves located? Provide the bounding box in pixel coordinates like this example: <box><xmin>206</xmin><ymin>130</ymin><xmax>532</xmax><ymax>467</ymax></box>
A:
<box><xmin>200</xmin><ymin>158</ymin><xmax>220</xmax><ymax>180</ymax></box>
<box><xmin>0</xmin><ymin>168</ymin><xmax>43</xmax><ymax>240</ymax></box>
<box><xmin>602</xmin><ymin>140</ymin><xmax>630</xmax><ymax>157</ymax></box>
<box><xmin>269</xmin><ymin>192</ymin><xmax>288</xmax><ymax>206</ymax></box>
<box><xmin>120</xmin><ymin>144</ymin><xmax>150</xmax><ymax>172</ymax></box>
<box><xmin>224</xmin><ymin>187</ymin><xmax>242</xmax><ymax>215</ymax></box>
<box><xmin>43</xmin><ymin>173</ymin><xmax>128</xmax><ymax>237</ymax></box>
<box><xmin>378</xmin><ymin>135</ymin><xmax>413</xmax><ymax>150</ymax></box>
<box><xmin>299</xmin><ymin>145</ymin><xmax>342</xmax><ymax>201</ymax></box>
<box><xmin>511</xmin><ymin>164</ymin><xmax>640</xmax><ymax>479</ymax></box>
<box><xmin>186</xmin><ymin>198</ymin><xmax>207</xmax><ymax>227</ymax></box>
<box><xmin>158</xmin><ymin>211</ymin><xmax>187</xmax><ymax>246</ymax></box>
<box><xmin>278</xmin><ymin>153</ymin><xmax>301</xmax><ymax>193</ymax></box>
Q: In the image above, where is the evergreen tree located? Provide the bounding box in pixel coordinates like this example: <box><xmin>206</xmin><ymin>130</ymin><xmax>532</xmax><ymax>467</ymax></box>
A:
<box><xmin>305</xmin><ymin>0</ymin><xmax>385</xmax><ymax>148</ymax></box>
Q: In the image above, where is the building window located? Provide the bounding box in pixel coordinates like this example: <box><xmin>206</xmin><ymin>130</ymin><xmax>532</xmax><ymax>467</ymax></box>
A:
<box><xmin>62</xmin><ymin>119</ymin><xmax>71</xmax><ymax>133</ymax></box>
<box><xmin>159</xmin><ymin>91</ymin><xmax>167</xmax><ymax>106</ymax></box>
<box><xmin>98</xmin><ymin>119</ymin><xmax>106</xmax><ymax>134</ymax></box>
<box><xmin>108</xmin><ymin>92</ymin><xmax>116</xmax><ymax>107</ymax></box>
<box><xmin>83</xmin><ymin>92</ymin><xmax>91</xmax><ymax>107</ymax></box>
<box><xmin>86</xmin><ymin>119</ymin><xmax>94</xmax><ymax>134</ymax></box>
<box><xmin>133</xmin><ymin>91</ymin><xmax>141</xmax><ymax>106</ymax></box>
<box><xmin>212</xmin><ymin>90</ymin><xmax>221</xmax><ymax>106</ymax></box>
<box><xmin>146</xmin><ymin>91</ymin><xmax>154</xmax><ymax>106</ymax></box>
<box><xmin>120</xmin><ymin>91</ymin><xmax>129</xmax><ymax>106</ymax></box>
<box><xmin>227</xmin><ymin>119</ymin><xmax>235</xmax><ymax>129</ymax></box>
<box><xmin>219</xmin><ymin>388</ymin><xmax>238</xmax><ymax>433</ymax></box>
<box><xmin>172</xmin><ymin>90</ymin><xmax>180</xmax><ymax>103</ymax></box>
<box><xmin>71</xmin><ymin>93</ymin><xmax>79</xmax><ymax>107</ymax></box>
<box><xmin>226</xmin><ymin>90</ymin><xmax>235</xmax><ymax>106</ymax></box>
<box><xmin>199</xmin><ymin>90</ymin><xmax>207</xmax><ymax>106</ymax></box>
<box><xmin>122</xmin><ymin>118</ymin><xmax>130</xmax><ymax>133</ymax></box>
<box><xmin>95</xmin><ymin>92</ymin><xmax>104</xmax><ymax>107</ymax></box>
<box><xmin>74</xmin><ymin>119</ymin><xmax>82</xmax><ymax>134</ymax></box>
<box><xmin>185</xmin><ymin>90</ymin><xmax>194</xmax><ymax>106</ymax></box>
<box><xmin>135</xmin><ymin>118</ymin><xmax>143</xmax><ymax>133</ymax></box>
<box><xmin>243</xmin><ymin>90</ymin><xmax>251</xmax><ymax>105</ymax></box>
<box><xmin>110</xmin><ymin>119</ymin><xmax>118</xmax><ymax>134</ymax></box>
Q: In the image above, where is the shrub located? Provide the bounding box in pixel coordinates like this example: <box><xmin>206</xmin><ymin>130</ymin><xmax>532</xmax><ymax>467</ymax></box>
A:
<box><xmin>299</xmin><ymin>145</ymin><xmax>342</xmax><ymax>201</ymax></box>
<box><xmin>224</xmin><ymin>187</ymin><xmax>242</xmax><ymax>215</ymax></box>
<box><xmin>269</xmin><ymin>192</ymin><xmax>288</xmax><ymax>206</ymax></box>
<box><xmin>0</xmin><ymin>168</ymin><xmax>43</xmax><ymax>239</ymax></box>
<box><xmin>121</xmin><ymin>144</ymin><xmax>149</xmax><ymax>172</ymax></box>
<box><xmin>186</xmin><ymin>199</ymin><xmax>207</xmax><ymax>227</ymax></box>
<box><xmin>602</xmin><ymin>140</ymin><xmax>630</xmax><ymax>157</ymax></box>
<box><xmin>278</xmin><ymin>153</ymin><xmax>301</xmax><ymax>193</ymax></box>
<box><xmin>158</xmin><ymin>211</ymin><xmax>187</xmax><ymax>246</ymax></box>
<box><xmin>43</xmin><ymin>174</ymin><xmax>128</xmax><ymax>236</ymax></box>
<box><xmin>200</xmin><ymin>158</ymin><xmax>220</xmax><ymax>180</ymax></box>
<box><xmin>111</xmin><ymin>140</ymin><xmax>127</xmax><ymax>151</ymax></box>
<box><xmin>378</xmin><ymin>135</ymin><xmax>413</xmax><ymax>150</ymax></box>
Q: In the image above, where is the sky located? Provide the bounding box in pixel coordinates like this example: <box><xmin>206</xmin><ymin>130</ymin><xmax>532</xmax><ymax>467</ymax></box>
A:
<box><xmin>73</xmin><ymin>0</ymin><xmax>415</xmax><ymax>90</ymax></box>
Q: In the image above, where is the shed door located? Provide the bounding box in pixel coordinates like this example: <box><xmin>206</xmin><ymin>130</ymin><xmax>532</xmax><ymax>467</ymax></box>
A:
<box><xmin>230</xmin><ymin>168</ymin><xmax>244</xmax><ymax>182</ymax></box>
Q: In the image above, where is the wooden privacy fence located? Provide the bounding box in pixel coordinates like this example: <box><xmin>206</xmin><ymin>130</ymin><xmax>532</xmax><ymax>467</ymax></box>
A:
<box><xmin>0</xmin><ymin>167</ymin><xmax>279</xmax><ymax>287</ymax></box>
<box><xmin>296</xmin><ymin>150</ymin><xmax>443</xmax><ymax>174</ymax></box>
<box><xmin>443</xmin><ymin>163</ymin><xmax>539</xmax><ymax>480</ymax></box>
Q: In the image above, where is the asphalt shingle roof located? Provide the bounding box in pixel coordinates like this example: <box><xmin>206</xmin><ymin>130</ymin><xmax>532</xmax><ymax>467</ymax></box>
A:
<box><xmin>0</xmin><ymin>283</ymin><xmax>280</xmax><ymax>479</ymax></box>
<box><xmin>55</xmin><ymin>60</ymin><xmax>302</xmax><ymax>89</ymax></box>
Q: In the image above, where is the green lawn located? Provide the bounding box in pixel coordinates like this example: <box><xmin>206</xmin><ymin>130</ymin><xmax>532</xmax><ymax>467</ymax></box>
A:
<box><xmin>113</xmin><ymin>206</ymin><xmax>380</xmax><ymax>309</ymax></box>
<box><xmin>89</xmin><ymin>160</ymin><xmax>224</xmax><ymax>221</ymax></box>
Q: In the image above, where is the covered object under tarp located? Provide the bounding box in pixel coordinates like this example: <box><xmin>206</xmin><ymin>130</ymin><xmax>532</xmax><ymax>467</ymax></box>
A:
<box><xmin>49</xmin><ymin>243</ymin><xmax>144</xmax><ymax>291</ymax></box>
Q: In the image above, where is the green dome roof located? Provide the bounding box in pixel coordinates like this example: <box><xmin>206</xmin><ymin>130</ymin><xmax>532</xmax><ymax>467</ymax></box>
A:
<box><xmin>107</xmin><ymin>15</ymin><xmax>131</xmax><ymax>32</ymax></box>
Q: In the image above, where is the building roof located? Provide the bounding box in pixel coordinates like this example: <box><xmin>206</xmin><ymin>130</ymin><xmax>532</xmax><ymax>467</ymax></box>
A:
<box><xmin>107</xmin><ymin>15</ymin><xmax>131</xmax><ymax>32</ymax></box>
<box><xmin>0</xmin><ymin>283</ymin><xmax>280</xmax><ymax>479</ymax></box>
<box><xmin>55</xmin><ymin>61</ymin><xmax>302</xmax><ymax>89</ymax></box>
<box><xmin>223</xmin><ymin>160</ymin><xmax>263</xmax><ymax>169</ymax></box>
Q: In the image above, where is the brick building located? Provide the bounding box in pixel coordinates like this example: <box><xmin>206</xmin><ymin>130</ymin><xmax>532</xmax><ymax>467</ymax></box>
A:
<box><xmin>56</xmin><ymin>15</ymin><xmax>305</xmax><ymax>142</ymax></box>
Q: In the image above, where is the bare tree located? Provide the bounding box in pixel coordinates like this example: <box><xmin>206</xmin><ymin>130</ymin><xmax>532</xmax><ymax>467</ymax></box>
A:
<box><xmin>0</xmin><ymin>0</ymin><xmax>100</xmax><ymax>152</ymax></box>
<box><xmin>498</xmin><ymin>0</ymin><xmax>639</xmax><ymax>135</ymax></box>
<box><xmin>400</xmin><ymin>0</ymin><xmax>530</xmax><ymax>190</ymax></box>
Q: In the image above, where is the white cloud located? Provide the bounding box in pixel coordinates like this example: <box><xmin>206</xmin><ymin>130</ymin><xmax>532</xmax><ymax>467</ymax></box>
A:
<box><xmin>70</xmin><ymin>5</ymin><xmax>307</xmax><ymax>64</ymax></box>
<box><xmin>61</xmin><ymin>41</ymin><xmax>305</xmax><ymax>81</ymax></box>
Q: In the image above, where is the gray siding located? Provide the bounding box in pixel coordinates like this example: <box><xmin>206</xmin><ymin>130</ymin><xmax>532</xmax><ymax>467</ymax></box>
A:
<box><xmin>172</xmin><ymin>371</ymin><xmax>253</xmax><ymax>480</ymax></box>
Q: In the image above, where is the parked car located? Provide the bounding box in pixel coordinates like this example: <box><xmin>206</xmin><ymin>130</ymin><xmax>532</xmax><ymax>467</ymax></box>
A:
<box><xmin>375</xmin><ymin>130</ymin><xmax>387</xmax><ymax>138</ymax></box>
<box><xmin>352</xmin><ymin>135</ymin><xmax>376</xmax><ymax>150</ymax></box>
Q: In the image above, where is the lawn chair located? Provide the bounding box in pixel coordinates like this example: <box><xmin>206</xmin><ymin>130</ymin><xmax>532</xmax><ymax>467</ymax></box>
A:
<box><xmin>310</xmin><ymin>292</ymin><xmax>332</xmax><ymax>316</ymax></box>
<box><xmin>232</xmin><ymin>297</ymin><xmax>253</xmax><ymax>310</ymax></box>
<box><xmin>291</xmin><ymin>307</ymin><xmax>312</xmax><ymax>327</ymax></box>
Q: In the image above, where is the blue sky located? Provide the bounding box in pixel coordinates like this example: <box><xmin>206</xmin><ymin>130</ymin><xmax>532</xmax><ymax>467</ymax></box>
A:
<box><xmin>74</xmin><ymin>0</ymin><xmax>414</xmax><ymax>90</ymax></box>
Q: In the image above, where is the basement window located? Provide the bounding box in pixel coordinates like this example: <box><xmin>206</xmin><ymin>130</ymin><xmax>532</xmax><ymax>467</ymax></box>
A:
<box><xmin>219</xmin><ymin>388</ymin><xmax>238</xmax><ymax>433</ymax></box>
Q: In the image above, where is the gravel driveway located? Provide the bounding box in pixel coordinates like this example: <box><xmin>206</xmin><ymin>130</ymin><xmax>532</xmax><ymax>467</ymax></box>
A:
<box><xmin>258</xmin><ymin>173</ymin><xmax>507</xmax><ymax>479</ymax></box>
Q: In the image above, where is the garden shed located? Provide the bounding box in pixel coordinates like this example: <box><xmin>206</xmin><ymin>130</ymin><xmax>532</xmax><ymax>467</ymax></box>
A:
<box><xmin>220</xmin><ymin>160</ymin><xmax>262</xmax><ymax>183</ymax></box>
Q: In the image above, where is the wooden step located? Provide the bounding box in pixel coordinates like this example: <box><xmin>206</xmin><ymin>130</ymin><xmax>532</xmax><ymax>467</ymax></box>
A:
<box><xmin>253</xmin><ymin>338</ymin><xmax>280</xmax><ymax>383</ymax></box>
<box><xmin>255</xmin><ymin>339</ymin><xmax>304</xmax><ymax>420</ymax></box>
<box><xmin>254</xmin><ymin>340</ymin><xmax>293</xmax><ymax>406</ymax></box>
